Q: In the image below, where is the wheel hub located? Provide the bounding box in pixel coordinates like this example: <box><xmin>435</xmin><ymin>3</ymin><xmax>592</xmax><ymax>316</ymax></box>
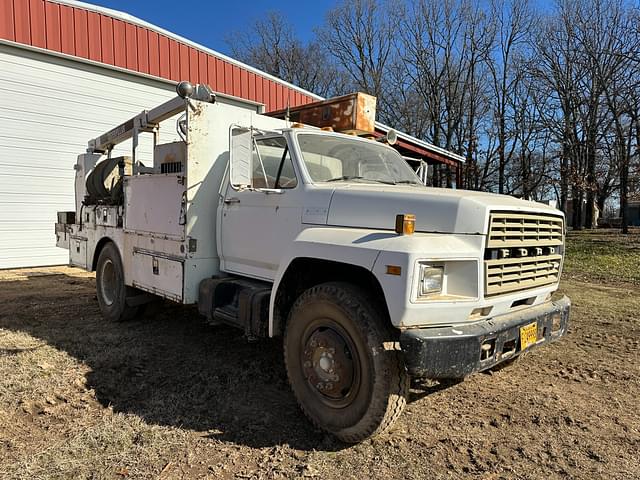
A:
<box><xmin>302</xmin><ymin>327</ymin><xmax>355</xmax><ymax>401</ymax></box>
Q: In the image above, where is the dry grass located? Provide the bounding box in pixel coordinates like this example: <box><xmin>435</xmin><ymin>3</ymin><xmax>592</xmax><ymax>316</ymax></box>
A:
<box><xmin>0</xmin><ymin>232</ymin><xmax>639</xmax><ymax>479</ymax></box>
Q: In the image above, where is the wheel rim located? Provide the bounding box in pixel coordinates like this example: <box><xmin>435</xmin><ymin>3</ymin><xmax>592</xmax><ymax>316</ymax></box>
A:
<box><xmin>302</xmin><ymin>325</ymin><xmax>361</xmax><ymax>408</ymax></box>
<box><xmin>99</xmin><ymin>258</ymin><xmax>117</xmax><ymax>306</ymax></box>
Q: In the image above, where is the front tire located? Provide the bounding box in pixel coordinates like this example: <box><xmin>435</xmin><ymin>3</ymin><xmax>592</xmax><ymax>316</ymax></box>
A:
<box><xmin>284</xmin><ymin>282</ymin><xmax>409</xmax><ymax>443</ymax></box>
<box><xmin>95</xmin><ymin>242</ymin><xmax>142</xmax><ymax>322</ymax></box>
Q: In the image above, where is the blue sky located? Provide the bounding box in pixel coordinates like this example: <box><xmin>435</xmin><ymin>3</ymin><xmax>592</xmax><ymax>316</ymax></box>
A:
<box><xmin>88</xmin><ymin>0</ymin><xmax>337</xmax><ymax>55</ymax></box>
<box><xmin>87</xmin><ymin>0</ymin><xmax>556</xmax><ymax>58</ymax></box>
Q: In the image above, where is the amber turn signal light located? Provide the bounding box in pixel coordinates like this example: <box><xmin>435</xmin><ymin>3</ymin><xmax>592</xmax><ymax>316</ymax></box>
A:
<box><xmin>386</xmin><ymin>265</ymin><xmax>402</xmax><ymax>276</ymax></box>
<box><xmin>395</xmin><ymin>214</ymin><xmax>415</xmax><ymax>235</ymax></box>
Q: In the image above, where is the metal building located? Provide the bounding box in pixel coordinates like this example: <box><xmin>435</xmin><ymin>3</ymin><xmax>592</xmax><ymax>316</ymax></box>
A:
<box><xmin>0</xmin><ymin>0</ymin><xmax>462</xmax><ymax>269</ymax></box>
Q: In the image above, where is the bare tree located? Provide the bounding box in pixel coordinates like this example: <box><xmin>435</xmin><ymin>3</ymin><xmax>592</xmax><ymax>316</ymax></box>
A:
<box><xmin>226</xmin><ymin>0</ymin><xmax>640</xmax><ymax>222</ymax></box>
<box><xmin>485</xmin><ymin>0</ymin><xmax>534</xmax><ymax>194</ymax></box>
<box><xmin>399</xmin><ymin>0</ymin><xmax>494</xmax><ymax>187</ymax></box>
<box><xmin>227</xmin><ymin>12</ymin><xmax>348</xmax><ymax>97</ymax></box>
<box><xmin>579</xmin><ymin>0</ymin><xmax>640</xmax><ymax>232</ymax></box>
<box><xmin>317</xmin><ymin>0</ymin><xmax>397</xmax><ymax>102</ymax></box>
<box><xmin>506</xmin><ymin>66</ymin><xmax>553</xmax><ymax>198</ymax></box>
<box><xmin>533</xmin><ymin>3</ymin><xmax>588</xmax><ymax>227</ymax></box>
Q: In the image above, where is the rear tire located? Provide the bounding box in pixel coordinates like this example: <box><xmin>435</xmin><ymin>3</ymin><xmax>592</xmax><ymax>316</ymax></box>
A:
<box><xmin>284</xmin><ymin>282</ymin><xmax>409</xmax><ymax>443</ymax></box>
<box><xmin>95</xmin><ymin>242</ymin><xmax>142</xmax><ymax>322</ymax></box>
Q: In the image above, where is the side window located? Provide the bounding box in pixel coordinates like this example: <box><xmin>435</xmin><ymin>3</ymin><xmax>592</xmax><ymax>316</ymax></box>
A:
<box><xmin>252</xmin><ymin>137</ymin><xmax>298</xmax><ymax>189</ymax></box>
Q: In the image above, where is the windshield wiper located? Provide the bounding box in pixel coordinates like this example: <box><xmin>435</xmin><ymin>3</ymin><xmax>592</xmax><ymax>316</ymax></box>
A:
<box><xmin>326</xmin><ymin>175</ymin><xmax>396</xmax><ymax>185</ymax></box>
<box><xmin>395</xmin><ymin>180</ymin><xmax>422</xmax><ymax>185</ymax></box>
<box><xmin>326</xmin><ymin>175</ymin><xmax>365</xmax><ymax>182</ymax></box>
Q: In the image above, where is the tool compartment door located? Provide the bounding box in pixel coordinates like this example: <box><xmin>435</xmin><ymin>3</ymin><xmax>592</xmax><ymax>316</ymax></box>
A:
<box><xmin>69</xmin><ymin>236</ymin><xmax>88</xmax><ymax>269</ymax></box>
<box><xmin>123</xmin><ymin>173</ymin><xmax>186</xmax><ymax>301</ymax></box>
<box><xmin>130</xmin><ymin>249</ymin><xmax>183</xmax><ymax>302</ymax></box>
<box><xmin>124</xmin><ymin>174</ymin><xmax>186</xmax><ymax>240</ymax></box>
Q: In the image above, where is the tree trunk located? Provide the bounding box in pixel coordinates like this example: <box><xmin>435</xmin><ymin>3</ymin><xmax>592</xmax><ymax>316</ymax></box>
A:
<box><xmin>498</xmin><ymin>115</ymin><xmax>505</xmax><ymax>194</ymax></box>
<box><xmin>620</xmin><ymin>158</ymin><xmax>629</xmax><ymax>234</ymax></box>
<box><xmin>584</xmin><ymin>127</ymin><xmax>597</xmax><ymax>229</ymax></box>
<box><xmin>560</xmin><ymin>150</ymin><xmax>568</xmax><ymax>215</ymax></box>
<box><xmin>620</xmin><ymin>128</ymin><xmax>631</xmax><ymax>235</ymax></box>
<box><xmin>572</xmin><ymin>186</ymin><xmax>583</xmax><ymax>230</ymax></box>
<box><xmin>596</xmin><ymin>193</ymin><xmax>606</xmax><ymax>216</ymax></box>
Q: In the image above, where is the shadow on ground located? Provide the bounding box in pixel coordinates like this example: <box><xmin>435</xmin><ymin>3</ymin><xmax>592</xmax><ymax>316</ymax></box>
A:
<box><xmin>0</xmin><ymin>273</ymin><xmax>344</xmax><ymax>450</ymax></box>
<box><xmin>0</xmin><ymin>272</ymin><xmax>442</xmax><ymax>452</ymax></box>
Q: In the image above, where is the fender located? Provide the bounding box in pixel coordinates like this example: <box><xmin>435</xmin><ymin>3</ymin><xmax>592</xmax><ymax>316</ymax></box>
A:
<box><xmin>268</xmin><ymin>226</ymin><xmax>399</xmax><ymax>336</ymax></box>
<box><xmin>270</xmin><ymin>228</ymin><xmax>487</xmax><ymax>334</ymax></box>
<box><xmin>371</xmin><ymin>232</ymin><xmax>485</xmax><ymax>328</ymax></box>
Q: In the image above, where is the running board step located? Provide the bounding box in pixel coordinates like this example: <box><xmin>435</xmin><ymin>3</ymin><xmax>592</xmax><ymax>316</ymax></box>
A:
<box><xmin>198</xmin><ymin>276</ymin><xmax>271</xmax><ymax>338</ymax></box>
<box><xmin>213</xmin><ymin>304</ymin><xmax>240</xmax><ymax>327</ymax></box>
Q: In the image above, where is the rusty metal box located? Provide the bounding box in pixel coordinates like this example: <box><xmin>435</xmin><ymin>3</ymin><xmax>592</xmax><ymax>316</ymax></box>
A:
<box><xmin>268</xmin><ymin>92</ymin><xmax>377</xmax><ymax>134</ymax></box>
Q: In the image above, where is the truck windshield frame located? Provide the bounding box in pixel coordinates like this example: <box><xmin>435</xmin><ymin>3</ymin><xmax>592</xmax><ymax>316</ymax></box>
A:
<box><xmin>294</xmin><ymin>133</ymin><xmax>423</xmax><ymax>186</ymax></box>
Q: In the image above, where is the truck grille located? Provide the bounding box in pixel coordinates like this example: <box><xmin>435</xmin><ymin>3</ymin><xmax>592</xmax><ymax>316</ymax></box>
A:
<box><xmin>485</xmin><ymin>212</ymin><xmax>564</xmax><ymax>296</ymax></box>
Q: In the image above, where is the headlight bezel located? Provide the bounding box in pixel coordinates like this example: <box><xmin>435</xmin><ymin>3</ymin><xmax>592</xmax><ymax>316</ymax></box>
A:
<box><xmin>412</xmin><ymin>259</ymin><xmax>480</xmax><ymax>302</ymax></box>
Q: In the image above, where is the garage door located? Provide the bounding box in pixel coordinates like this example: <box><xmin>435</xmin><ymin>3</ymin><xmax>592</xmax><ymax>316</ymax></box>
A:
<box><xmin>0</xmin><ymin>42</ymin><xmax>179</xmax><ymax>269</ymax></box>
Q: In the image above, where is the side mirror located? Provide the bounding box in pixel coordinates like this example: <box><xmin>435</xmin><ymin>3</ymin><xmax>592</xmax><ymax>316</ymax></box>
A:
<box><xmin>230</xmin><ymin>126</ymin><xmax>252</xmax><ymax>189</ymax></box>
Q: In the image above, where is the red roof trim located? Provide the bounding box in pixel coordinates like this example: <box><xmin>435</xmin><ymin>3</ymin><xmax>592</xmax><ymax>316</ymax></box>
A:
<box><xmin>0</xmin><ymin>0</ymin><xmax>312</xmax><ymax>110</ymax></box>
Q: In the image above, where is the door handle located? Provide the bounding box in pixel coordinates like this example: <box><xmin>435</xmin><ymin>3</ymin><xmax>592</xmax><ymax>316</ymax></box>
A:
<box><xmin>224</xmin><ymin>197</ymin><xmax>240</xmax><ymax>204</ymax></box>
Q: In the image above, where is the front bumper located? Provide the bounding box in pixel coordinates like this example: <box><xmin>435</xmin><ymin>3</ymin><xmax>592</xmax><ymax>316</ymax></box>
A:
<box><xmin>400</xmin><ymin>295</ymin><xmax>570</xmax><ymax>379</ymax></box>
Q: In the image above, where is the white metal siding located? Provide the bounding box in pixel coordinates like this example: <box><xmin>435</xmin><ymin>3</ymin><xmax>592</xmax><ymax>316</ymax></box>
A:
<box><xmin>0</xmin><ymin>43</ymin><xmax>179</xmax><ymax>269</ymax></box>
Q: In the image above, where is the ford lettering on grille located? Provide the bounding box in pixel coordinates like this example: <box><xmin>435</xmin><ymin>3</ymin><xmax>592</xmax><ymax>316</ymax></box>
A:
<box><xmin>484</xmin><ymin>212</ymin><xmax>564</xmax><ymax>296</ymax></box>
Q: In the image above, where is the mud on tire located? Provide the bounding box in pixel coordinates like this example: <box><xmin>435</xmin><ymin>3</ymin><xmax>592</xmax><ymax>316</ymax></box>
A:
<box><xmin>284</xmin><ymin>281</ymin><xmax>409</xmax><ymax>443</ymax></box>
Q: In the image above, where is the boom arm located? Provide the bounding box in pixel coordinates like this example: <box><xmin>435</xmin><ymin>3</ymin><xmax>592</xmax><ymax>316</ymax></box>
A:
<box><xmin>87</xmin><ymin>96</ymin><xmax>187</xmax><ymax>155</ymax></box>
<box><xmin>86</xmin><ymin>83</ymin><xmax>219</xmax><ymax>157</ymax></box>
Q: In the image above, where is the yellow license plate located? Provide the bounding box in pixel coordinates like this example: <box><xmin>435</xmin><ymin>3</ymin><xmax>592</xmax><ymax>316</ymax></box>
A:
<box><xmin>520</xmin><ymin>322</ymin><xmax>538</xmax><ymax>350</ymax></box>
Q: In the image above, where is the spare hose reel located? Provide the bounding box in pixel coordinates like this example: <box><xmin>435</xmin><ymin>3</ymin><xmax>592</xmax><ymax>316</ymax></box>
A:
<box><xmin>85</xmin><ymin>156</ymin><xmax>132</xmax><ymax>205</ymax></box>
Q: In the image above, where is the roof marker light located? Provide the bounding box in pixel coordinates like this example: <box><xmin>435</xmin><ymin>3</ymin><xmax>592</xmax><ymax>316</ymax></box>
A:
<box><xmin>395</xmin><ymin>214</ymin><xmax>415</xmax><ymax>235</ymax></box>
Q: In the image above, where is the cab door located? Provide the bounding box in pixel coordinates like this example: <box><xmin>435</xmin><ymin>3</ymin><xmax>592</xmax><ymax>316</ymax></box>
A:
<box><xmin>219</xmin><ymin>131</ymin><xmax>303</xmax><ymax>281</ymax></box>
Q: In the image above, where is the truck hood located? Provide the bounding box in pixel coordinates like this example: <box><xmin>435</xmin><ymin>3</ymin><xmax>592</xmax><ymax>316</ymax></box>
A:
<box><xmin>326</xmin><ymin>185</ymin><xmax>562</xmax><ymax>235</ymax></box>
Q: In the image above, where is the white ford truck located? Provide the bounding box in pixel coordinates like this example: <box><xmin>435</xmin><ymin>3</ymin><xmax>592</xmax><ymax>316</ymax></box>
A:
<box><xmin>56</xmin><ymin>83</ymin><xmax>570</xmax><ymax>443</ymax></box>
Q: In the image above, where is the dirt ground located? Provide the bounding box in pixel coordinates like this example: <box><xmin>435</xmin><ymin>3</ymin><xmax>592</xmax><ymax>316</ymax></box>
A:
<box><xmin>0</xmin><ymin>235</ymin><xmax>639</xmax><ymax>479</ymax></box>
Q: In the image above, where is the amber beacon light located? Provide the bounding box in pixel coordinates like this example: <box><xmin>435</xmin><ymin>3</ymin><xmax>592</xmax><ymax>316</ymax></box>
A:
<box><xmin>395</xmin><ymin>214</ymin><xmax>416</xmax><ymax>235</ymax></box>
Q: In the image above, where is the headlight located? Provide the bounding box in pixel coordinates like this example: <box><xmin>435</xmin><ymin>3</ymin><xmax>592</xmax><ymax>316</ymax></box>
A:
<box><xmin>418</xmin><ymin>265</ymin><xmax>443</xmax><ymax>297</ymax></box>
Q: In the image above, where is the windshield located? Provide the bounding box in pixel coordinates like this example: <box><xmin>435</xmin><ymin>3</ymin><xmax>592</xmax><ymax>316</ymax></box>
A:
<box><xmin>296</xmin><ymin>134</ymin><xmax>422</xmax><ymax>185</ymax></box>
